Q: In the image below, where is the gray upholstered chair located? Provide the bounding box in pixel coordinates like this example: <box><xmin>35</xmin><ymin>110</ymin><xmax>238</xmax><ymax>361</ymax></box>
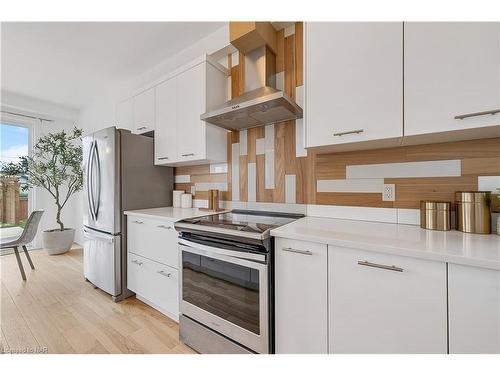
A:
<box><xmin>0</xmin><ymin>210</ymin><xmax>44</xmax><ymax>280</ymax></box>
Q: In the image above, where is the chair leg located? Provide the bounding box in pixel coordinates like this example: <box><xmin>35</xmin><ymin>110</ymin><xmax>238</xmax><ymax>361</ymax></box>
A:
<box><xmin>13</xmin><ymin>246</ymin><xmax>26</xmax><ymax>281</ymax></box>
<box><xmin>22</xmin><ymin>245</ymin><xmax>35</xmax><ymax>270</ymax></box>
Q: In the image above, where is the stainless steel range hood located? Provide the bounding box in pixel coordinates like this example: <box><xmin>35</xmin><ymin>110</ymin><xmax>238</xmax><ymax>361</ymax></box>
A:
<box><xmin>201</xmin><ymin>86</ymin><xmax>302</xmax><ymax>131</ymax></box>
<box><xmin>201</xmin><ymin>46</ymin><xmax>303</xmax><ymax>131</ymax></box>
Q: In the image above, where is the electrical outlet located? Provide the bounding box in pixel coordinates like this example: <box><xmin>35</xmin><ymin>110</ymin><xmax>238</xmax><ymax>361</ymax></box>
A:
<box><xmin>383</xmin><ymin>184</ymin><xmax>396</xmax><ymax>201</ymax></box>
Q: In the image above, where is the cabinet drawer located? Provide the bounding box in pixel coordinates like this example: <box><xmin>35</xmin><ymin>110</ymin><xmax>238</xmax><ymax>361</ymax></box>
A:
<box><xmin>127</xmin><ymin>253</ymin><xmax>179</xmax><ymax>321</ymax></box>
<box><xmin>275</xmin><ymin>238</ymin><xmax>328</xmax><ymax>354</ymax></box>
<box><xmin>127</xmin><ymin>216</ymin><xmax>179</xmax><ymax>268</ymax></box>
<box><xmin>329</xmin><ymin>246</ymin><xmax>447</xmax><ymax>353</ymax></box>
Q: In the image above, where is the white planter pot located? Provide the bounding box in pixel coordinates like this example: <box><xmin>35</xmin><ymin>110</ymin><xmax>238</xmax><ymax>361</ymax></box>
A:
<box><xmin>42</xmin><ymin>228</ymin><xmax>75</xmax><ymax>255</ymax></box>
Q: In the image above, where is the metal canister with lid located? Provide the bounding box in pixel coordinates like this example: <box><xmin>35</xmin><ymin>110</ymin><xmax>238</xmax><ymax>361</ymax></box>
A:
<box><xmin>456</xmin><ymin>191</ymin><xmax>491</xmax><ymax>234</ymax></box>
<box><xmin>420</xmin><ymin>201</ymin><xmax>452</xmax><ymax>231</ymax></box>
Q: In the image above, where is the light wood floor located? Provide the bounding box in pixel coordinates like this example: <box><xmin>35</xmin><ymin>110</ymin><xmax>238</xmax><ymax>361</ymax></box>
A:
<box><xmin>0</xmin><ymin>247</ymin><xmax>195</xmax><ymax>354</ymax></box>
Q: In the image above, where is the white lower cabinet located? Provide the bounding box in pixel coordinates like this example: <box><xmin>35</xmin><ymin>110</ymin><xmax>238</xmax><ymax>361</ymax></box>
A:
<box><xmin>448</xmin><ymin>264</ymin><xmax>500</xmax><ymax>353</ymax></box>
<box><xmin>127</xmin><ymin>253</ymin><xmax>179</xmax><ymax>321</ymax></box>
<box><xmin>275</xmin><ymin>238</ymin><xmax>328</xmax><ymax>354</ymax></box>
<box><xmin>329</xmin><ymin>246</ymin><xmax>447</xmax><ymax>353</ymax></box>
<box><xmin>126</xmin><ymin>215</ymin><xmax>180</xmax><ymax>321</ymax></box>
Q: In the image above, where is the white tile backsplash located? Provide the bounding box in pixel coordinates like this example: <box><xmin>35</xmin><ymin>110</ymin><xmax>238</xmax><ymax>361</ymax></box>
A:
<box><xmin>285</xmin><ymin>175</ymin><xmax>296</xmax><ymax>204</ymax></box>
<box><xmin>478</xmin><ymin>176</ymin><xmax>500</xmax><ymax>192</ymax></box>
<box><xmin>174</xmin><ymin>175</ymin><xmax>190</xmax><ymax>184</ymax></box>
<box><xmin>317</xmin><ymin>178</ymin><xmax>384</xmax><ymax>193</ymax></box>
<box><xmin>231</xmin><ymin>143</ymin><xmax>240</xmax><ymax>201</ymax></box>
<box><xmin>346</xmin><ymin>160</ymin><xmax>461</xmax><ymax>179</ymax></box>
<box><xmin>248</xmin><ymin>162</ymin><xmax>257</xmax><ymax>202</ymax></box>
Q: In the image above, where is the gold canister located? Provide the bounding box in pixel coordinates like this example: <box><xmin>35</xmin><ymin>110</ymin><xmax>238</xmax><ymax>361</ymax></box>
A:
<box><xmin>420</xmin><ymin>201</ymin><xmax>451</xmax><ymax>231</ymax></box>
<box><xmin>456</xmin><ymin>191</ymin><xmax>491</xmax><ymax>234</ymax></box>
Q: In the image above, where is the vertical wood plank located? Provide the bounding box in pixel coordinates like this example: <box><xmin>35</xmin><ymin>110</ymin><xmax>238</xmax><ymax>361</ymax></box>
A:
<box><xmin>239</xmin><ymin>155</ymin><xmax>248</xmax><ymax>202</ymax></box>
<box><xmin>276</xmin><ymin>29</ymin><xmax>285</xmax><ymax>73</ymax></box>
<box><xmin>295</xmin><ymin>22</ymin><xmax>304</xmax><ymax>86</ymax></box>
<box><xmin>274</xmin><ymin>123</ymin><xmax>286</xmax><ymax>203</ymax></box>
<box><xmin>247</xmin><ymin>128</ymin><xmax>257</xmax><ymax>163</ymax></box>
<box><xmin>284</xmin><ymin>34</ymin><xmax>296</xmax><ymax>99</ymax></box>
<box><xmin>231</xmin><ymin>65</ymin><xmax>239</xmax><ymax>99</ymax></box>
<box><xmin>238</xmin><ymin>51</ymin><xmax>245</xmax><ymax>96</ymax></box>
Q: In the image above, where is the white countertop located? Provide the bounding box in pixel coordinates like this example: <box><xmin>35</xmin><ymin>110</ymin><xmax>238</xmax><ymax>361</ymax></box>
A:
<box><xmin>271</xmin><ymin>217</ymin><xmax>500</xmax><ymax>270</ymax></box>
<box><xmin>124</xmin><ymin>207</ymin><xmax>224</xmax><ymax>222</ymax></box>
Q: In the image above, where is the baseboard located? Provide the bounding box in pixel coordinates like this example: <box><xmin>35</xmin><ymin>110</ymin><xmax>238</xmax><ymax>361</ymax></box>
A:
<box><xmin>136</xmin><ymin>294</ymin><xmax>179</xmax><ymax>323</ymax></box>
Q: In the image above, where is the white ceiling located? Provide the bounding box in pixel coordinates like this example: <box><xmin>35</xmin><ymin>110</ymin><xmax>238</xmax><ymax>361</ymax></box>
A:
<box><xmin>1</xmin><ymin>22</ymin><xmax>225</xmax><ymax>110</ymax></box>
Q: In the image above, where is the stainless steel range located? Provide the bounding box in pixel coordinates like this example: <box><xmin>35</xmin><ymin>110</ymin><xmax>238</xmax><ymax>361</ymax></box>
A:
<box><xmin>174</xmin><ymin>210</ymin><xmax>303</xmax><ymax>354</ymax></box>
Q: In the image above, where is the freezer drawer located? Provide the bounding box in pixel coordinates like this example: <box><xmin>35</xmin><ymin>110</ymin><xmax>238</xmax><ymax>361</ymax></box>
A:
<box><xmin>83</xmin><ymin>228</ymin><xmax>121</xmax><ymax>296</ymax></box>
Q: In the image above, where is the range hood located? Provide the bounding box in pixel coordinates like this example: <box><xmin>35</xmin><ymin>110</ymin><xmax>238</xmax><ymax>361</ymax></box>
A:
<box><xmin>201</xmin><ymin>86</ymin><xmax>302</xmax><ymax>131</ymax></box>
<box><xmin>201</xmin><ymin>46</ymin><xmax>303</xmax><ymax>131</ymax></box>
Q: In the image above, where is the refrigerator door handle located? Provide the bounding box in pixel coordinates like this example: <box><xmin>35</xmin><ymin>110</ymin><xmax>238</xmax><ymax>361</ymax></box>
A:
<box><xmin>87</xmin><ymin>141</ymin><xmax>96</xmax><ymax>221</ymax></box>
<box><xmin>93</xmin><ymin>141</ymin><xmax>101</xmax><ymax>220</ymax></box>
<box><xmin>83</xmin><ymin>228</ymin><xmax>114</xmax><ymax>243</ymax></box>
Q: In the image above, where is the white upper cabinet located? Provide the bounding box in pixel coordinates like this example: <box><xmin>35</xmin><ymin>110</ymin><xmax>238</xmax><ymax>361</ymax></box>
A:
<box><xmin>133</xmin><ymin>87</ymin><xmax>156</xmax><ymax>134</ymax></box>
<box><xmin>115</xmin><ymin>97</ymin><xmax>134</xmax><ymax>132</ymax></box>
<box><xmin>154</xmin><ymin>57</ymin><xmax>228</xmax><ymax>166</ymax></box>
<box><xmin>155</xmin><ymin>77</ymin><xmax>177</xmax><ymax>164</ymax></box>
<box><xmin>404</xmin><ymin>22</ymin><xmax>500</xmax><ymax>137</ymax></box>
<box><xmin>176</xmin><ymin>62</ymin><xmax>207</xmax><ymax>162</ymax></box>
<box><xmin>448</xmin><ymin>264</ymin><xmax>500</xmax><ymax>354</ymax></box>
<box><xmin>305</xmin><ymin>22</ymin><xmax>403</xmax><ymax>150</ymax></box>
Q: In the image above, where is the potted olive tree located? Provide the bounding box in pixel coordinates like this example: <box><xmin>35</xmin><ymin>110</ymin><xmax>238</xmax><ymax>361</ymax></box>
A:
<box><xmin>21</xmin><ymin>127</ymin><xmax>83</xmax><ymax>254</ymax></box>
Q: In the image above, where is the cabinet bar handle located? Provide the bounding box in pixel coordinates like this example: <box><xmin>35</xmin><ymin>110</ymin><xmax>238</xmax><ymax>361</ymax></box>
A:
<box><xmin>333</xmin><ymin>129</ymin><xmax>364</xmax><ymax>137</ymax></box>
<box><xmin>137</xmin><ymin>126</ymin><xmax>147</xmax><ymax>130</ymax></box>
<box><xmin>357</xmin><ymin>260</ymin><xmax>403</xmax><ymax>272</ymax></box>
<box><xmin>157</xmin><ymin>225</ymin><xmax>172</xmax><ymax>229</ymax></box>
<box><xmin>132</xmin><ymin>220</ymin><xmax>143</xmax><ymax>224</ymax></box>
<box><xmin>158</xmin><ymin>156</ymin><xmax>169</xmax><ymax>160</ymax></box>
<box><xmin>132</xmin><ymin>260</ymin><xmax>143</xmax><ymax>266</ymax></box>
<box><xmin>282</xmin><ymin>247</ymin><xmax>312</xmax><ymax>256</ymax></box>
<box><xmin>157</xmin><ymin>270</ymin><xmax>171</xmax><ymax>277</ymax></box>
<box><xmin>454</xmin><ymin>109</ymin><xmax>500</xmax><ymax>120</ymax></box>
<box><xmin>181</xmin><ymin>153</ymin><xmax>195</xmax><ymax>157</ymax></box>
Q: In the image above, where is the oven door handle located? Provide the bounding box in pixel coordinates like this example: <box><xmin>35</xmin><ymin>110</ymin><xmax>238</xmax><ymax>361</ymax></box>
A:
<box><xmin>179</xmin><ymin>238</ymin><xmax>267</xmax><ymax>266</ymax></box>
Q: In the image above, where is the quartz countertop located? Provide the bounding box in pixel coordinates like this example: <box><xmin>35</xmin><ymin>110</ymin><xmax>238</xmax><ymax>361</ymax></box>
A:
<box><xmin>124</xmin><ymin>207</ymin><xmax>225</xmax><ymax>222</ymax></box>
<box><xmin>271</xmin><ymin>216</ymin><xmax>500</xmax><ymax>270</ymax></box>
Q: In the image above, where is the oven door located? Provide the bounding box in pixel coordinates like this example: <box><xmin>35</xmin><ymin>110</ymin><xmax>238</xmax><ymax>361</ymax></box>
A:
<box><xmin>179</xmin><ymin>238</ymin><xmax>269</xmax><ymax>353</ymax></box>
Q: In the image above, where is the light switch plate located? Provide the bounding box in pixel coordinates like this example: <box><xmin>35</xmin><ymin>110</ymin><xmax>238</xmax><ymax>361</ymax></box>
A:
<box><xmin>383</xmin><ymin>184</ymin><xmax>396</xmax><ymax>201</ymax></box>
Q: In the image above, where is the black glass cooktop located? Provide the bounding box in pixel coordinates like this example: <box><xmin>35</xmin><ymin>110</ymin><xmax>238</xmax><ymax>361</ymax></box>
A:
<box><xmin>180</xmin><ymin>210</ymin><xmax>303</xmax><ymax>235</ymax></box>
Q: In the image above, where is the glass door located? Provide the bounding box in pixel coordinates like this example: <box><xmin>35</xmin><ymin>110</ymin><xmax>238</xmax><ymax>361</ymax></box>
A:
<box><xmin>0</xmin><ymin>120</ymin><xmax>32</xmax><ymax>250</ymax></box>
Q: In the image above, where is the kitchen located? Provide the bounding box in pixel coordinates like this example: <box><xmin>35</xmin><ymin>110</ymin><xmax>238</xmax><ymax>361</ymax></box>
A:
<box><xmin>1</xmin><ymin>6</ymin><xmax>500</xmax><ymax>372</ymax></box>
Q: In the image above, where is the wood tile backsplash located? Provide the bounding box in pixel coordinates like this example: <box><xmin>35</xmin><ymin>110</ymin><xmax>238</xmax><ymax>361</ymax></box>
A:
<box><xmin>173</xmin><ymin>22</ymin><xmax>500</xmax><ymax>209</ymax></box>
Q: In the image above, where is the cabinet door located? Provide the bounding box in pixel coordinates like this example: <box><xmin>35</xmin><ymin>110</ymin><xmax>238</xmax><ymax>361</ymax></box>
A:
<box><xmin>127</xmin><ymin>253</ymin><xmax>179</xmax><ymax>321</ymax></box>
<box><xmin>305</xmin><ymin>22</ymin><xmax>403</xmax><ymax>148</ymax></box>
<box><xmin>329</xmin><ymin>246</ymin><xmax>447</xmax><ymax>353</ymax></box>
<box><xmin>155</xmin><ymin>78</ymin><xmax>177</xmax><ymax>164</ymax></box>
<box><xmin>176</xmin><ymin>62</ymin><xmax>206</xmax><ymax>162</ymax></box>
<box><xmin>133</xmin><ymin>87</ymin><xmax>155</xmax><ymax>134</ymax></box>
<box><xmin>405</xmin><ymin>22</ymin><xmax>500</xmax><ymax>136</ymax></box>
<box><xmin>116</xmin><ymin>97</ymin><xmax>134</xmax><ymax>132</ymax></box>
<box><xmin>275</xmin><ymin>238</ymin><xmax>328</xmax><ymax>354</ymax></box>
<box><xmin>448</xmin><ymin>264</ymin><xmax>500</xmax><ymax>353</ymax></box>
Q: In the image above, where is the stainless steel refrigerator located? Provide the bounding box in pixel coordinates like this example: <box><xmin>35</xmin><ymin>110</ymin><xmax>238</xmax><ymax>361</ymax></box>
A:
<box><xmin>83</xmin><ymin>126</ymin><xmax>173</xmax><ymax>301</ymax></box>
